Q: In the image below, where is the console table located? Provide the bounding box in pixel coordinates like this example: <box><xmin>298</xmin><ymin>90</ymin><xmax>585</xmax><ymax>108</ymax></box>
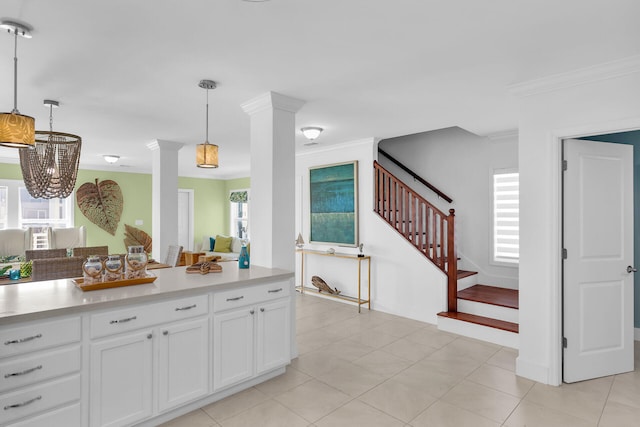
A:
<box><xmin>296</xmin><ymin>249</ymin><xmax>371</xmax><ymax>312</ymax></box>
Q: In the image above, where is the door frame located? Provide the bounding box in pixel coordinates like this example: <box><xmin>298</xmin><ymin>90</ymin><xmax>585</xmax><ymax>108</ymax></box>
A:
<box><xmin>550</xmin><ymin>117</ymin><xmax>640</xmax><ymax>385</ymax></box>
<box><xmin>178</xmin><ymin>189</ymin><xmax>194</xmax><ymax>252</ymax></box>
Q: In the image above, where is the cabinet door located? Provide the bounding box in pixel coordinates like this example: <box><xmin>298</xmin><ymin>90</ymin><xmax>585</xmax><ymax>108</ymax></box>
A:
<box><xmin>158</xmin><ymin>317</ymin><xmax>209</xmax><ymax>412</ymax></box>
<box><xmin>213</xmin><ymin>307</ymin><xmax>255</xmax><ymax>391</ymax></box>
<box><xmin>256</xmin><ymin>298</ymin><xmax>291</xmax><ymax>374</ymax></box>
<box><xmin>90</xmin><ymin>330</ymin><xmax>153</xmax><ymax>427</ymax></box>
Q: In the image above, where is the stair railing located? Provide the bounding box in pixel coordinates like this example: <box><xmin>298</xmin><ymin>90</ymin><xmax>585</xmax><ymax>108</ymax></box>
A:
<box><xmin>373</xmin><ymin>161</ymin><xmax>458</xmax><ymax>312</ymax></box>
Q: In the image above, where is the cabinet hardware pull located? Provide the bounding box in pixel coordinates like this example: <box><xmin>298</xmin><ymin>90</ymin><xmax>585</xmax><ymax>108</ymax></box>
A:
<box><xmin>226</xmin><ymin>296</ymin><xmax>244</xmax><ymax>302</ymax></box>
<box><xmin>4</xmin><ymin>395</ymin><xmax>41</xmax><ymax>410</ymax></box>
<box><xmin>268</xmin><ymin>288</ymin><xmax>283</xmax><ymax>293</ymax></box>
<box><xmin>4</xmin><ymin>334</ymin><xmax>42</xmax><ymax>345</ymax></box>
<box><xmin>175</xmin><ymin>304</ymin><xmax>196</xmax><ymax>311</ymax></box>
<box><xmin>250</xmin><ymin>309</ymin><xmax>255</xmax><ymax>315</ymax></box>
<box><xmin>260</xmin><ymin>308</ymin><xmax>265</xmax><ymax>312</ymax></box>
<box><xmin>147</xmin><ymin>334</ymin><xmax>153</xmax><ymax>339</ymax></box>
<box><xmin>110</xmin><ymin>316</ymin><xmax>137</xmax><ymax>324</ymax></box>
<box><xmin>163</xmin><ymin>330</ymin><xmax>169</xmax><ymax>336</ymax></box>
<box><xmin>4</xmin><ymin>365</ymin><xmax>42</xmax><ymax>378</ymax></box>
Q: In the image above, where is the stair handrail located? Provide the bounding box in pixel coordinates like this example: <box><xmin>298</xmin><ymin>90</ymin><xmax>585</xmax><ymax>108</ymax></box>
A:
<box><xmin>378</xmin><ymin>148</ymin><xmax>453</xmax><ymax>203</ymax></box>
<box><xmin>373</xmin><ymin>160</ymin><xmax>458</xmax><ymax>312</ymax></box>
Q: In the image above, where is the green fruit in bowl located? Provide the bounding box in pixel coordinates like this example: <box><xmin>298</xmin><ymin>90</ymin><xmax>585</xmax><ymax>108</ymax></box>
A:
<box><xmin>20</xmin><ymin>261</ymin><xmax>32</xmax><ymax>278</ymax></box>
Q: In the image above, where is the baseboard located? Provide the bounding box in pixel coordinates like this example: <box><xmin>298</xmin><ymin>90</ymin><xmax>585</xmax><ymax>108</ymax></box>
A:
<box><xmin>516</xmin><ymin>356</ymin><xmax>557</xmax><ymax>385</ymax></box>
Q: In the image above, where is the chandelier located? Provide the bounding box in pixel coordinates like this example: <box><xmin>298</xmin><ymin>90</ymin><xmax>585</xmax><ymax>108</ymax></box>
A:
<box><xmin>195</xmin><ymin>79</ymin><xmax>219</xmax><ymax>168</ymax></box>
<box><xmin>19</xmin><ymin>100</ymin><xmax>82</xmax><ymax>199</ymax></box>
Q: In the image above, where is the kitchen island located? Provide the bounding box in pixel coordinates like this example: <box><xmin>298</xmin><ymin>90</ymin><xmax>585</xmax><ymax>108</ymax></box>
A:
<box><xmin>0</xmin><ymin>265</ymin><xmax>295</xmax><ymax>427</ymax></box>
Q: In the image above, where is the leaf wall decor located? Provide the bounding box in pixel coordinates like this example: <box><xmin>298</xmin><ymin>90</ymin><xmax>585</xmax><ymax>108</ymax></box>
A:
<box><xmin>123</xmin><ymin>224</ymin><xmax>153</xmax><ymax>253</ymax></box>
<box><xmin>76</xmin><ymin>178</ymin><xmax>123</xmax><ymax>235</ymax></box>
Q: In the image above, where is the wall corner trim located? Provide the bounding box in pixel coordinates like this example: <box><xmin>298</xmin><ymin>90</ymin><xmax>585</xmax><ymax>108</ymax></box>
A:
<box><xmin>509</xmin><ymin>55</ymin><xmax>640</xmax><ymax>98</ymax></box>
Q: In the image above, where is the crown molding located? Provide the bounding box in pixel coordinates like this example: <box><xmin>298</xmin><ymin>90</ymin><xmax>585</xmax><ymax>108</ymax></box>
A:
<box><xmin>241</xmin><ymin>91</ymin><xmax>305</xmax><ymax>115</ymax></box>
<box><xmin>486</xmin><ymin>129</ymin><xmax>519</xmax><ymax>141</ymax></box>
<box><xmin>509</xmin><ymin>55</ymin><xmax>640</xmax><ymax>97</ymax></box>
<box><xmin>146</xmin><ymin>139</ymin><xmax>184</xmax><ymax>151</ymax></box>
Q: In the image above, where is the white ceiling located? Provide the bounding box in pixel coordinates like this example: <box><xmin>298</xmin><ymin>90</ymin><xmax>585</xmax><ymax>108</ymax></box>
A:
<box><xmin>1</xmin><ymin>0</ymin><xmax>639</xmax><ymax>179</ymax></box>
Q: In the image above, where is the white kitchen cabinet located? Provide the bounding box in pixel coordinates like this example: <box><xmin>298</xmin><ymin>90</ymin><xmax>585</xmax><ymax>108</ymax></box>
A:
<box><xmin>213</xmin><ymin>306</ymin><xmax>255</xmax><ymax>391</ymax></box>
<box><xmin>256</xmin><ymin>298</ymin><xmax>291</xmax><ymax>374</ymax></box>
<box><xmin>90</xmin><ymin>329</ymin><xmax>154</xmax><ymax>427</ymax></box>
<box><xmin>213</xmin><ymin>283</ymin><xmax>291</xmax><ymax>392</ymax></box>
<box><xmin>158</xmin><ymin>317</ymin><xmax>209</xmax><ymax>412</ymax></box>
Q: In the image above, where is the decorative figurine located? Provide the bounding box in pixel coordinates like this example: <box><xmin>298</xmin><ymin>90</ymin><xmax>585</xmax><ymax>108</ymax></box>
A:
<box><xmin>295</xmin><ymin>233</ymin><xmax>305</xmax><ymax>249</ymax></box>
<box><xmin>358</xmin><ymin>243</ymin><xmax>365</xmax><ymax>257</ymax></box>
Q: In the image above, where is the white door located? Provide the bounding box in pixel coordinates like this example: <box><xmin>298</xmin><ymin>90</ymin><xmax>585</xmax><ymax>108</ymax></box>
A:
<box><xmin>256</xmin><ymin>298</ymin><xmax>291</xmax><ymax>375</ymax></box>
<box><xmin>177</xmin><ymin>190</ymin><xmax>194</xmax><ymax>251</ymax></box>
<box><xmin>212</xmin><ymin>307</ymin><xmax>255</xmax><ymax>391</ymax></box>
<box><xmin>563</xmin><ymin>138</ymin><xmax>634</xmax><ymax>383</ymax></box>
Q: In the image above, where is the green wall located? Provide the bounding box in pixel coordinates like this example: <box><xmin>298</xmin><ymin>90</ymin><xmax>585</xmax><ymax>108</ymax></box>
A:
<box><xmin>0</xmin><ymin>162</ymin><xmax>249</xmax><ymax>254</ymax></box>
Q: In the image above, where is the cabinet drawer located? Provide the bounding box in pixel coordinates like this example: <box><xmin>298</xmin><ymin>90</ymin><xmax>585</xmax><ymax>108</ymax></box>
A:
<box><xmin>8</xmin><ymin>402</ymin><xmax>80</xmax><ymax>427</ymax></box>
<box><xmin>0</xmin><ymin>317</ymin><xmax>80</xmax><ymax>358</ymax></box>
<box><xmin>213</xmin><ymin>281</ymin><xmax>290</xmax><ymax>312</ymax></box>
<box><xmin>91</xmin><ymin>294</ymin><xmax>208</xmax><ymax>339</ymax></box>
<box><xmin>0</xmin><ymin>374</ymin><xmax>80</xmax><ymax>425</ymax></box>
<box><xmin>0</xmin><ymin>345</ymin><xmax>81</xmax><ymax>393</ymax></box>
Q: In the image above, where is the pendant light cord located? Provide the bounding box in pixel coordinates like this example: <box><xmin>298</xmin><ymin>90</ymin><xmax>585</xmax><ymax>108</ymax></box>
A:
<box><xmin>12</xmin><ymin>28</ymin><xmax>18</xmax><ymax>114</ymax></box>
<box><xmin>49</xmin><ymin>104</ymin><xmax>53</xmax><ymax>132</ymax></box>
<box><xmin>205</xmin><ymin>88</ymin><xmax>209</xmax><ymax>144</ymax></box>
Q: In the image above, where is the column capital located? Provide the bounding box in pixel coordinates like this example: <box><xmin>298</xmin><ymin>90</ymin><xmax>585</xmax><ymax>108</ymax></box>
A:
<box><xmin>146</xmin><ymin>139</ymin><xmax>185</xmax><ymax>152</ymax></box>
<box><xmin>241</xmin><ymin>91</ymin><xmax>305</xmax><ymax>116</ymax></box>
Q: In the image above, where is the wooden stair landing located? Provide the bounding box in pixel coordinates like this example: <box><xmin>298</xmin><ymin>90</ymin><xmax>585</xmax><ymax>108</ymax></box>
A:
<box><xmin>457</xmin><ymin>285</ymin><xmax>518</xmax><ymax>309</ymax></box>
<box><xmin>437</xmin><ymin>311</ymin><xmax>519</xmax><ymax>333</ymax></box>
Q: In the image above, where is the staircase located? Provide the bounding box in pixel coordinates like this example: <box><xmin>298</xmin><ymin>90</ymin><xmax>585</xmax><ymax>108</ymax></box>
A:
<box><xmin>373</xmin><ymin>160</ymin><xmax>519</xmax><ymax>349</ymax></box>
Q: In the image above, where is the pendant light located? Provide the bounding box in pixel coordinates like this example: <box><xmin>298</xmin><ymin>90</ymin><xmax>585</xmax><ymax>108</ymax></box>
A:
<box><xmin>19</xmin><ymin>100</ymin><xmax>82</xmax><ymax>199</ymax></box>
<box><xmin>196</xmin><ymin>79</ymin><xmax>219</xmax><ymax>168</ymax></box>
<box><xmin>0</xmin><ymin>20</ymin><xmax>35</xmax><ymax>148</ymax></box>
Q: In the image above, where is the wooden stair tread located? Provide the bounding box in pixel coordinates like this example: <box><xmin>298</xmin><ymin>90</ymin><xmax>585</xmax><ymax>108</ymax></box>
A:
<box><xmin>456</xmin><ymin>270</ymin><xmax>477</xmax><ymax>279</ymax></box>
<box><xmin>457</xmin><ymin>284</ymin><xmax>519</xmax><ymax>309</ymax></box>
<box><xmin>437</xmin><ymin>311</ymin><xmax>518</xmax><ymax>333</ymax></box>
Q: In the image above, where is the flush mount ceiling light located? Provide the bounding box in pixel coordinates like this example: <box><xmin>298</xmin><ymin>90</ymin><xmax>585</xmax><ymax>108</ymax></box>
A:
<box><xmin>196</xmin><ymin>79</ymin><xmax>219</xmax><ymax>168</ymax></box>
<box><xmin>0</xmin><ymin>20</ymin><xmax>35</xmax><ymax>148</ymax></box>
<box><xmin>103</xmin><ymin>155</ymin><xmax>120</xmax><ymax>164</ymax></box>
<box><xmin>301</xmin><ymin>127</ymin><xmax>323</xmax><ymax>144</ymax></box>
<box><xmin>19</xmin><ymin>100</ymin><xmax>82</xmax><ymax>199</ymax></box>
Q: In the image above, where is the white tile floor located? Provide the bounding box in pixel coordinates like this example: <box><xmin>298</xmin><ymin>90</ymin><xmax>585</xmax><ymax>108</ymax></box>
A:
<box><xmin>161</xmin><ymin>293</ymin><xmax>640</xmax><ymax>427</ymax></box>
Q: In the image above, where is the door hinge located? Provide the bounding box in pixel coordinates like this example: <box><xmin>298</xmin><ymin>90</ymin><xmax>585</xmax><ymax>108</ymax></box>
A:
<box><xmin>563</xmin><ymin>160</ymin><xmax>568</xmax><ymax>171</ymax></box>
<box><xmin>563</xmin><ymin>337</ymin><xmax>568</xmax><ymax>348</ymax></box>
<box><xmin>562</xmin><ymin>248</ymin><xmax>567</xmax><ymax>259</ymax></box>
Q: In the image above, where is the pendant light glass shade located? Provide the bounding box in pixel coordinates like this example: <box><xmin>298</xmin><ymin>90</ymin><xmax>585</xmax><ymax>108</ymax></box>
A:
<box><xmin>196</xmin><ymin>142</ymin><xmax>218</xmax><ymax>168</ymax></box>
<box><xmin>0</xmin><ymin>20</ymin><xmax>35</xmax><ymax>148</ymax></box>
<box><xmin>0</xmin><ymin>113</ymin><xmax>35</xmax><ymax>148</ymax></box>
<box><xmin>19</xmin><ymin>100</ymin><xmax>82</xmax><ymax>199</ymax></box>
<box><xmin>196</xmin><ymin>79</ymin><xmax>219</xmax><ymax>168</ymax></box>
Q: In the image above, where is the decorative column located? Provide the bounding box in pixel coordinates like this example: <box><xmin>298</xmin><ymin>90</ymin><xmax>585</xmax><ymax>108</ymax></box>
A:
<box><xmin>146</xmin><ymin>140</ymin><xmax>184</xmax><ymax>263</ymax></box>
<box><xmin>241</xmin><ymin>92</ymin><xmax>305</xmax><ymax>270</ymax></box>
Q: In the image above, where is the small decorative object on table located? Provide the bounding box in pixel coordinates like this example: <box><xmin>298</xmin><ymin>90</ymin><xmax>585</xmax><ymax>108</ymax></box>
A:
<box><xmin>326</xmin><ymin>247</ymin><xmax>335</xmax><ymax>255</ymax></box>
<box><xmin>186</xmin><ymin>261</ymin><xmax>222</xmax><ymax>274</ymax></box>
<box><xmin>104</xmin><ymin>255</ymin><xmax>123</xmax><ymax>282</ymax></box>
<box><xmin>311</xmin><ymin>275</ymin><xmax>341</xmax><ymax>294</ymax></box>
<box><xmin>238</xmin><ymin>241</ymin><xmax>250</xmax><ymax>269</ymax></box>
<box><xmin>295</xmin><ymin>233</ymin><xmax>305</xmax><ymax>249</ymax></box>
<box><xmin>83</xmin><ymin>256</ymin><xmax>104</xmax><ymax>285</ymax></box>
<box><xmin>358</xmin><ymin>243</ymin><xmax>365</xmax><ymax>257</ymax></box>
<box><xmin>125</xmin><ymin>245</ymin><xmax>148</xmax><ymax>279</ymax></box>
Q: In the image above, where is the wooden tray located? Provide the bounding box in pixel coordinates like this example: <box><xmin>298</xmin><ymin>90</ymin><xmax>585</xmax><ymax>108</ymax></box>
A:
<box><xmin>73</xmin><ymin>273</ymin><xmax>157</xmax><ymax>291</ymax></box>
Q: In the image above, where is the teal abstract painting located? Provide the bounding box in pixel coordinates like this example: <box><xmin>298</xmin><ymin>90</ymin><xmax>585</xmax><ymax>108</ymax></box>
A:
<box><xmin>309</xmin><ymin>161</ymin><xmax>358</xmax><ymax>246</ymax></box>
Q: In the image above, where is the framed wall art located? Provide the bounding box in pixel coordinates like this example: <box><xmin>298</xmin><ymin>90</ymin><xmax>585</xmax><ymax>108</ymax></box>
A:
<box><xmin>309</xmin><ymin>161</ymin><xmax>358</xmax><ymax>246</ymax></box>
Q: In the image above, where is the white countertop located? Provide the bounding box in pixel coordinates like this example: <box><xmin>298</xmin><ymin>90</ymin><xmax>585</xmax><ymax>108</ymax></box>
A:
<box><xmin>0</xmin><ymin>265</ymin><xmax>293</xmax><ymax>325</ymax></box>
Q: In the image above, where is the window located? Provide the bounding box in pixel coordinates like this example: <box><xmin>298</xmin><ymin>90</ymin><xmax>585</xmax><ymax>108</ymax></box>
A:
<box><xmin>230</xmin><ymin>190</ymin><xmax>249</xmax><ymax>240</ymax></box>
<box><xmin>0</xmin><ymin>179</ymin><xmax>74</xmax><ymax>249</ymax></box>
<box><xmin>493</xmin><ymin>171</ymin><xmax>519</xmax><ymax>264</ymax></box>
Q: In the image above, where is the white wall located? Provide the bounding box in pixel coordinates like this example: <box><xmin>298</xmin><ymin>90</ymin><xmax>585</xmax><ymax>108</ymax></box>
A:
<box><xmin>296</xmin><ymin>139</ymin><xmax>448</xmax><ymax>323</ymax></box>
<box><xmin>379</xmin><ymin>127</ymin><xmax>519</xmax><ymax>289</ymax></box>
<box><xmin>516</xmin><ymin>57</ymin><xmax>640</xmax><ymax>385</ymax></box>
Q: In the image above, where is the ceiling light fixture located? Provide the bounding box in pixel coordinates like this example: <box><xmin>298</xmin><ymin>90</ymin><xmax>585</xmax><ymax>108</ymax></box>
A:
<box><xmin>19</xmin><ymin>100</ymin><xmax>82</xmax><ymax>199</ymax></box>
<box><xmin>196</xmin><ymin>79</ymin><xmax>219</xmax><ymax>168</ymax></box>
<box><xmin>0</xmin><ymin>20</ymin><xmax>35</xmax><ymax>148</ymax></box>
<box><xmin>301</xmin><ymin>126</ymin><xmax>323</xmax><ymax>143</ymax></box>
<box><xmin>103</xmin><ymin>155</ymin><xmax>120</xmax><ymax>164</ymax></box>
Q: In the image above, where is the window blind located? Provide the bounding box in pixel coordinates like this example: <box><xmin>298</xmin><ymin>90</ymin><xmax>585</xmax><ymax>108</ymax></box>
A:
<box><xmin>493</xmin><ymin>172</ymin><xmax>519</xmax><ymax>264</ymax></box>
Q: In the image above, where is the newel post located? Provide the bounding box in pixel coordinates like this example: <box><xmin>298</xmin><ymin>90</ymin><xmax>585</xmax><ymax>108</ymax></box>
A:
<box><xmin>447</xmin><ymin>209</ymin><xmax>457</xmax><ymax>312</ymax></box>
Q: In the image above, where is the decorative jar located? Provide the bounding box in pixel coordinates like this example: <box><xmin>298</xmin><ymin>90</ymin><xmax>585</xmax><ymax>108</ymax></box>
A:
<box><xmin>238</xmin><ymin>243</ymin><xmax>250</xmax><ymax>269</ymax></box>
<box><xmin>83</xmin><ymin>256</ymin><xmax>104</xmax><ymax>284</ymax></box>
<box><xmin>104</xmin><ymin>255</ymin><xmax>123</xmax><ymax>282</ymax></box>
<box><xmin>125</xmin><ymin>245</ymin><xmax>148</xmax><ymax>279</ymax></box>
